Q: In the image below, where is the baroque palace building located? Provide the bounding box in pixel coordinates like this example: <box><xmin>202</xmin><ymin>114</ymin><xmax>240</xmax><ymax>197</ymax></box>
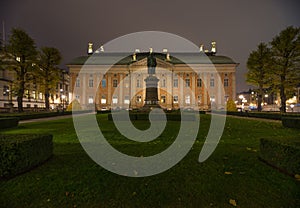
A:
<box><xmin>67</xmin><ymin>42</ymin><xmax>238</xmax><ymax>111</ymax></box>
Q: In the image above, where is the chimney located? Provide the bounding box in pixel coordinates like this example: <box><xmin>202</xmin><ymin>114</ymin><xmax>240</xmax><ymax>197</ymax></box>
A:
<box><xmin>211</xmin><ymin>41</ymin><xmax>216</xmax><ymax>54</ymax></box>
<box><xmin>88</xmin><ymin>42</ymin><xmax>93</xmax><ymax>55</ymax></box>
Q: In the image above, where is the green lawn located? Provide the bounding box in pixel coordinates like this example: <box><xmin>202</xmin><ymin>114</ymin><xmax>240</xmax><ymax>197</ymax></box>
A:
<box><xmin>0</xmin><ymin>114</ymin><xmax>299</xmax><ymax>207</ymax></box>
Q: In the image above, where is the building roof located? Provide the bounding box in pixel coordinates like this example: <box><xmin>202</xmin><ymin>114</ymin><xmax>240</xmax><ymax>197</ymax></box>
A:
<box><xmin>68</xmin><ymin>52</ymin><xmax>237</xmax><ymax>66</ymax></box>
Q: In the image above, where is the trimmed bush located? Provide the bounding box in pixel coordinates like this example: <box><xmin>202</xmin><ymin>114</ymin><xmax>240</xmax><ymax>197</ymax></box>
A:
<box><xmin>0</xmin><ymin>117</ymin><xmax>19</xmax><ymax>129</ymax></box>
<box><xmin>260</xmin><ymin>138</ymin><xmax>300</xmax><ymax>176</ymax></box>
<box><xmin>282</xmin><ymin>117</ymin><xmax>300</xmax><ymax>129</ymax></box>
<box><xmin>0</xmin><ymin>134</ymin><xmax>53</xmax><ymax>179</ymax></box>
<box><xmin>108</xmin><ymin>113</ymin><xmax>196</xmax><ymax>121</ymax></box>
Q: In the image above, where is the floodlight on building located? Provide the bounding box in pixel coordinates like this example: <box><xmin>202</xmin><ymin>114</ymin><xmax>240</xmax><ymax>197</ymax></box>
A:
<box><xmin>135</xmin><ymin>49</ymin><xmax>140</xmax><ymax>53</ymax></box>
<box><xmin>162</xmin><ymin>48</ymin><xmax>168</xmax><ymax>53</ymax></box>
<box><xmin>100</xmin><ymin>45</ymin><xmax>104</xmax><ymax>52</ymax></box>
<box><xmin>16</xmin><ymin>57</ymin><xmax>21</xmax><ymax>62</ymax></box>
<box><xmin>149</xmin><ymin>48</ymin><xmax>153</xmax><ymax>53</ymax></box>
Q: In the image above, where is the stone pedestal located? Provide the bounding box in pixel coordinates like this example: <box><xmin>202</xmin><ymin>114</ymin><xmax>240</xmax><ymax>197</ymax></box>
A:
<box><xmin>143</xmin><ymin>75</ymin><xmax>160</xmax><ymax>109</ymax></box>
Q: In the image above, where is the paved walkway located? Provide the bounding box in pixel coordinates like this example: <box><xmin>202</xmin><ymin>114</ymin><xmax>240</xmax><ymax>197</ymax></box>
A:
<box><xmin>19</xmin><ymin>114</ymin><xmax>73</xmax><ymax>124</ymax></box>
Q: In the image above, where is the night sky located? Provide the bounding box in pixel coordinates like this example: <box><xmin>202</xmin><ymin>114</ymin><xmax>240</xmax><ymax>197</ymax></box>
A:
<box><xmin>0</xmin><ymin>0</ymin><xmax>299</xmax><ymax>92</ymax></box>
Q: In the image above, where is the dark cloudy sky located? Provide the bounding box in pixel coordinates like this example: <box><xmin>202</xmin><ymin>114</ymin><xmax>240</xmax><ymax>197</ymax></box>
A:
<box><xmin>0</xmin><ymin>0</ymin><xmax>299</xmax><ymax>91</ymax></box>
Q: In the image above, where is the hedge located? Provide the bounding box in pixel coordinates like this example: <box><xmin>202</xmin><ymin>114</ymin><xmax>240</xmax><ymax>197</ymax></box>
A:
<box><xmin>0</xmin><ymin>117</ymin><xmax>19</xmax><ymax>129</ymax></box>
<box><xmin>108</xmin><ymin>113</ymin><xmax>196</xmax><ymax>121</ymax></box>
<box><xmin>282</xmin><ymin>117</ymin><xmax>300</xmax><ymax>129</ymax></box>
<box><xmin>0</xmin><ymin>134</ymin><xmax>53</xmax><ymax>179</ymax></box>
<box><xmin>0</xmin><ymin>111</ymin><xmax>72</xmax><ymax>121</ymax></box>
<box><xmin>260</xmin><ymin>138</ymin><xmax>300</xmax><ymax>176</ymax></box>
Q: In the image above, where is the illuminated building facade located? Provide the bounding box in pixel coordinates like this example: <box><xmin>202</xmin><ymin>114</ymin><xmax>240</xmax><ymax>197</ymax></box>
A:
<box><xmin>67</xmin><ymin>43</ymin><xmax>238</xmax><ymax>111</ymax></box>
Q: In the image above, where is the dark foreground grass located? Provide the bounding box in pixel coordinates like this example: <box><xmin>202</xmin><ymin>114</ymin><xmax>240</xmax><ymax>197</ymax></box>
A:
<box><xmin>0</xmin><ymin>114</ymin><xmax>299</xmax><ymax>207</ymax></box>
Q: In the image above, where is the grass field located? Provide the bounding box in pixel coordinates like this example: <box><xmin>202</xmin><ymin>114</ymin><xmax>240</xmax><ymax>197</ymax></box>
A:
<box><xmin>0</xmin><ymin>114</ymin><xmax>299</xmax><ymax>207</ymax></box>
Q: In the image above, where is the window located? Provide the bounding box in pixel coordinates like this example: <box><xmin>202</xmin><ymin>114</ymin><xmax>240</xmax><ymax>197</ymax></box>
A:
<box><xmin>210</xmin><ymin>78</ymin><xmax>214</xmax><ymax>87</ymax></box>
<box><xmin>113</xmin><ymin>79</ymin><xmax>118</xmax><ymax>88</ymax></box>
<box><xmin>75</xmin><ymin>95</ymin><xmax>80</xmax><ymax>100</ymax></box>
<box><xmin>39</xmin><ymin>92</ymin><xmax>43</xmax><ymax>100</ymax></box>
<box><xmin>112</xmin><ymin>96</ymin><xmax>118</xmax><ymax>104</ymax></box>
<box><xmin>197</xmin><ymin>95</ymin><xmax>202</xmax><ymax>104</ymax></box>
<box><xmin>124</xmin><ymin>95</ymin><xmax>130</xmax><ymax>104</ymax></box>
<box><xmin>161</xmin><ymin>79</ymin><xmax>166</xmax><ymax>88</ymax></box>
<box><xmin>102</xmin><ymin>79</ymin><xmax>106</xmax><ymax>88</ymax></box>
<box><xmin>136</xmin><ymin>95</ymin><xmax>142</xmax><ymax>103</ymax></box>
<box><xmin>88</xmin><ymin>96</ymin><xmax>94</xmax><ymax>104</ymax></box>
<box><xmin>101</xmin><ymin>95</ymin><xmax>106</xmax><ymax>104</ymax></box>
<box><xmin>185</xmin><ymin>95</ymin><xmax>190</xmax><ymax>104</ymax></box>
<box><xmin>173</xmin><ymin>79</ymin><xmax>178</xmax><ymax>88</ymax></box>
<box><xmin>197</xmin><ymin>78</ymin><xmax>202</xmax><ymax>87</ymax></box>
<box><xmin>89</xmin><ymin>79</ymin><xmax>94</xmax><ymax>87</ymax></box>
<box><xmin>173</xmin><ymin>95</ymin><xmax>178</xmax><ymax>103</ymax></box>
<box><xmin>137</xmin><ymin>79</ymin><xmax>141</xmax><ymax>88</ymax></box>
<box><xmin>75</xmin><ymin>78</ymin><xmax>80</xmax><ymax>87</ymax></box>
<box><xmin>210</xmin><ymin>95</ymin><xmax>215</xmax><ymax>102</ymax></box>
<box><xmin>224</xmin><ymin>78</ymin><xmax>229</xmax><ymax>87</ymax></box>
<box><xmin>161</xmin><ymin>95</ymin><xmax>166</xmax><ymax>103</ymax></box>
<box><xmin>185</xmin><ymin>79</ymin><xmax>190</xmax><ymax>87</ymax></box>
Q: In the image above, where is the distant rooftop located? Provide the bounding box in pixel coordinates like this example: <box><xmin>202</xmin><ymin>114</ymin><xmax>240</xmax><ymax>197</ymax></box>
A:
<box><xmin>68</xmin><ymin>52</ymin><xmax>237</xmax><ymax>66</ymax></box>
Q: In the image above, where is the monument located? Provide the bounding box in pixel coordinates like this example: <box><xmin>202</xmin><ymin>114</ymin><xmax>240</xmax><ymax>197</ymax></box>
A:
<box><xmin>143</xmin><ymin>50</ymin><xmax>160</xmax><ymax>109</ymax></box>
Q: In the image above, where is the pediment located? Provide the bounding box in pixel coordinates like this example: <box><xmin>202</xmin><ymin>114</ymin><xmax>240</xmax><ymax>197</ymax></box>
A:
<box><xmin>130</xmin><ymin>57</ymin><xmax>174</xmax><ymax>68</ymax></box>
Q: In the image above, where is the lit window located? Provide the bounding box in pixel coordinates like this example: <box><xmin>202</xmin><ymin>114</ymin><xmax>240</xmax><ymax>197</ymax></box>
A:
<box><xmin>173</xmin><ymin>95</ymin><xmax>178</xmax><ymax>103</ymax></box>
<box><xmin>161</xmin><ymin>95</ymin><xmax>166</xmax><ymax>103</ymax></box>
<box><xmin>185</xmin><ymin>79</ymin><xmax>190</xmax><ymax>87</ymax></box>
<box><xmin>112</xmin><ymin>96</ymin><xmax>118</xmax><ymax>104</ymax></box>
<box><xmin>88</xmin><ymin>96</ymin><xmax>94</xmax><ymax>104</ymax></box>
<box><xmin>210</xmin><ymin>79</ymin><xmax>214</xmax><ymax>87</ymax></box>
<box><xmin>210</xmin><ymin>96</ymin><xmax>215</xmax><ymax>102</ymax></box>
<box><xmin>198</xmin><ymin>95</ymin><xmax>202</xmax><ymax>104</ymax></box>
<box><xmin>136</xmin><ymin>95</ymin><xmax>142</xmax><ymax>103</ymax></box>
<box><xmin>101</xmin><ymin>95</ymin><xmax>106</xmax><ymax>104</ymax></box>
<box><xmin>124</xmin><ymin>95</ymin><xmax>130</xmax><ymax>104</ymax></box>
<box><xmin>185</xmin><ymin>95</ymin><xmax>190</xmax><ymax>104</ymax></box>
<box><xmin>173</xmin><ymin>79</ymin><xmax>178</xmax><ymax>88</ymax></box>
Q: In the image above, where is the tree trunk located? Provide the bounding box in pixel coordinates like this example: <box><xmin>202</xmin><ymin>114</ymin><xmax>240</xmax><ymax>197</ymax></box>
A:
<box><xmin>45</xmin><ymin>88</ymin><xmax>50</xmax><ymax>111</ymax></box>
<box><xmin>257</xmin><ymin>95</ymin><xmax>262</xmax><ymax>112</ymax></box>
<box><xmin>17</xmin><ymin>85</ymin><xmax>24</xmax><ymax>112</ymax></box>
<box><xmin>257</xmin><ymin>85</ymin><xmax>263</xmax><ymax>112</ymax></box>
<box><xmin>280</xmin><ymin>86</ymin><xmax>286</xmax><ymax>113</ymax></box>
<box><xmin>280</xmin><ymin>75</ymin><xmax>286</xmax><ymax>113</ymax></box>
